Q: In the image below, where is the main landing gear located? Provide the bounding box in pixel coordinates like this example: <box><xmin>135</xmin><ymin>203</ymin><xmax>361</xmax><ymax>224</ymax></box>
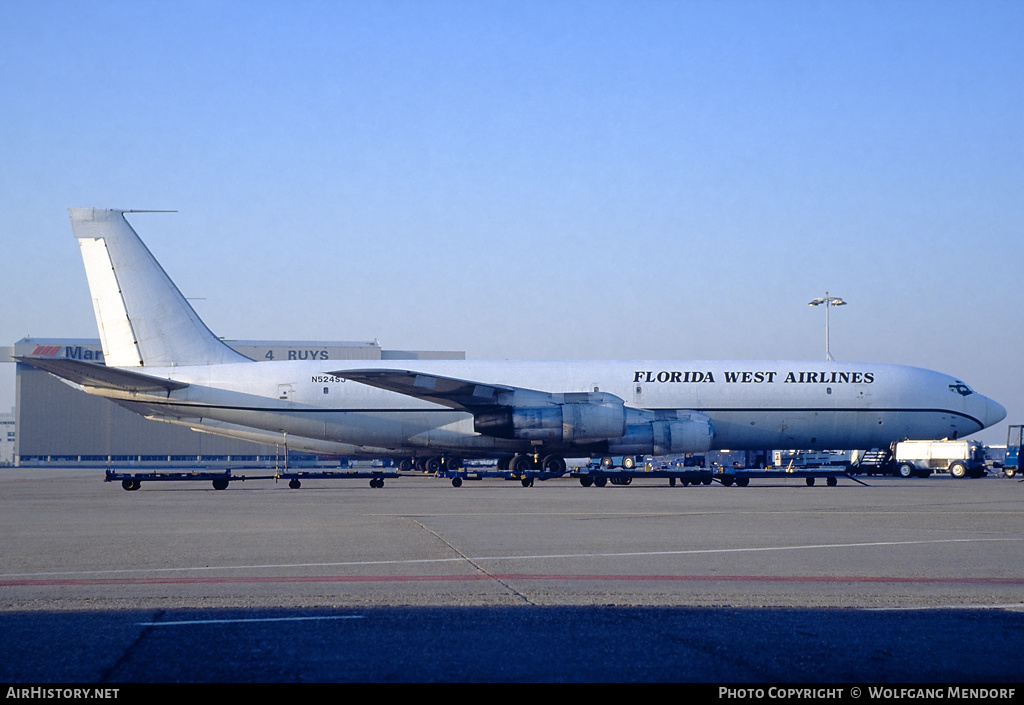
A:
<box><xmin>505</xmin><ymin>452</ymin><xmax>568</xmax><ymax>487</ymax></box>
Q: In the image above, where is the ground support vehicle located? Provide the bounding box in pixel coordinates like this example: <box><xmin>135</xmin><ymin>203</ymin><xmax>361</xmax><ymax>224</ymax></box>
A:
<box><xmin>1004</xmin><ymin>425</ymin><xmax>1021</xmax><ymax>478</ymax></box>
<box><xmin>847</xmin><ymin>448</ymin><xmax>895</xmax><ymax>476</ymax></box>
<box><xmin>891</xmin><ymin>439</ymin><xmax>987</xmax><ymax>478</ymax></box>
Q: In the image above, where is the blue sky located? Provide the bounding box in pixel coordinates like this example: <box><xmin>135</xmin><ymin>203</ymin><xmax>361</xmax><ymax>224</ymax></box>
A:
<box><xmin>2</xmin><ymin>0</ymin><xmax>1021</xmax><ymax>444</ymax></box>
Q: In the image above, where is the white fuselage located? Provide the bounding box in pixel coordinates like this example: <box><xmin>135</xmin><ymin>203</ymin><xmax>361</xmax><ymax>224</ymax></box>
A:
<box><xmin>91</xmin><ymin>358</ymin><xmax>1005</xmax><ymax>459</ymax></box>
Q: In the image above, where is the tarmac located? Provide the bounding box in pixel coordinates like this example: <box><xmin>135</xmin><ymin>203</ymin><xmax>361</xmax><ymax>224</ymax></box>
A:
<box><xmin>1</xmin><ymin>467</ymin><xmax>1022</xmax><ymax>683</ymax></box>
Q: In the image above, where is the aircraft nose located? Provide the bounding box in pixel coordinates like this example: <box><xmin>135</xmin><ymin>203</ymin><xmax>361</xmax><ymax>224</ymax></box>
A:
<box><xmin>981</xmin><ymin>395</ymin><xmax>1007</xmax><ymax>429</ymax></box>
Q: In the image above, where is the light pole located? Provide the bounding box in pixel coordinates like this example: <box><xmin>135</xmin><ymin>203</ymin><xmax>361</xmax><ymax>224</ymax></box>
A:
<box><xmin>808</xmin><ymin>293</ymin><xmax>846</xmax><ymax>361</ymax></box>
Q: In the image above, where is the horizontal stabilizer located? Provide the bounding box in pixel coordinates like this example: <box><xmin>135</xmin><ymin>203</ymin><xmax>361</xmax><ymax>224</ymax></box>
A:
<box><xmin>15</xmin><ymin>356</ymin><xmax>188</xmax><ymax>393</ymax></box>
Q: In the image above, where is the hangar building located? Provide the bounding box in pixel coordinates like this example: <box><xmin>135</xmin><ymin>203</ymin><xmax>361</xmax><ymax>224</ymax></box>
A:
<box><xmin>7</xmin><ymin>337</ymin><xmax>464</xmax><ymax>467</ymax></box>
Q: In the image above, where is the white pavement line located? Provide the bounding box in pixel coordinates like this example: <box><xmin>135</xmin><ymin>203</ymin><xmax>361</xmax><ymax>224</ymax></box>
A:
<box><xmin>5</xmin><ymin>537</ymin><xmax>1021</xmax><ymax>579</ymax></box>
<box><xmin>138</xmin><ymin>615</ymin><xmax>365</xmax><ymax>626</ymax></box>
<box><xmin>865</xmin><ymin>603</ymin><xmax>1024</xmax><ymax>612</ymax></box>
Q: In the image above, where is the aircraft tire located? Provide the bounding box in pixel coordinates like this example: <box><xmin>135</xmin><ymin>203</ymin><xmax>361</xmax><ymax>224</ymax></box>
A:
<box><xmin>541</xmin><ymin>454</ymin><xmax>566</xmax><ymax>474</ymax></box>
<box><xmin>510</xmin><ymin>454</ymin><xmax>533</xmax><ymax>474</ymax></box>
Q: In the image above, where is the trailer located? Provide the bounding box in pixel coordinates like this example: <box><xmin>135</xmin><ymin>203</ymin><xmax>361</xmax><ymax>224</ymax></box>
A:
<box><xmin>105</xmin><ymin>466</ymin><xmax>400</xmax><ymax>490</ymax></box>
<box><xmin>572</xmin><ymin>466</ymin><xmax>714</xmax><ymax>487</ymax></box>
<box><xmin>714</xmin><ymin>465</ymin><xmax>861</xmax><ymax>487</ymax></box>
<box><xmin>105</xmin><ymin>467</ymin><xmax>262</xmax><ymax>491</ymax></box>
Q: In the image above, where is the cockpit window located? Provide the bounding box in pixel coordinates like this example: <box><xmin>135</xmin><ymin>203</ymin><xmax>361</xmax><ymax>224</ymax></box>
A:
<box><xmin>949</xmin><ymin>382</ymin><xmax>974</xmax><ymax>397</ymax></box>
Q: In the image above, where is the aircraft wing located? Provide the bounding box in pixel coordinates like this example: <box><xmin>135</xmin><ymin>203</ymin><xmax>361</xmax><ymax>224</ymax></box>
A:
<box><xmin>334</xmin><ymin>369</ymin><xmax>633</xmax><ymax>444</ymax></box>
<box><xmin>331</xmin><ymin>368</ymin><xmax>522</xmax><ymax>411</ymax></box>
<box><xmin>15</xmin><ymin>356</ymin><xmax>189</xmax><ymax>393</ymax></box>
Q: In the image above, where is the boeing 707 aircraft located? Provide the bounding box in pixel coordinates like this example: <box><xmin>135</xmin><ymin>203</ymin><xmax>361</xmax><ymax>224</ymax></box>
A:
<box><xmin>18</xmin><ymin>209</ymin><xmax>1006</xmax><ymax>476</ymax></box>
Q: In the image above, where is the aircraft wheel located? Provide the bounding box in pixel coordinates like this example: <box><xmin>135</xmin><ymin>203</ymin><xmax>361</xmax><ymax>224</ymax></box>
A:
<box><xmin>212</xmin><ymin>478</ymin><xmax>229</xmax><ymax>490</ymax></box>
<box><xmin>541</xmin><ymin>454</ymin><xmax>566</xmax><ymax>474</ymax></box>
<box><xmin>452</xmin><ymin>476</ymin><xmax>463</xmax><ymax>488</ymax></box>
<box><xmin>949</xmin><ymin>462</ymin><xmax>967</xmax><ymax>479</ymax></box>
<box><xmin>424</xmin><ymin>457</ymin><xmax>442</xmax><ymax>474</ymax></box>
<box><xmin>288</xmin><ymin>479</ymin><xmax>301</xmax><ymax>489</ymax></box>
<box><xmin>509</xmin><ymin>454</ymin><xmax>533</xmax><ymax>474</ymax></box>
<box><xmin>444</xmin><ymin>457</ymin><xmax>463</xmax><ymax>471</ymax></box>
<box><xmin>896</xmin><ymin>463</ymin><xmax>915</xmax><ymax>478</ymax></box>
<box><xmin>399</xmin><ymin>458</ymin><xmax>414</xmax><ymax>472</ymax></box>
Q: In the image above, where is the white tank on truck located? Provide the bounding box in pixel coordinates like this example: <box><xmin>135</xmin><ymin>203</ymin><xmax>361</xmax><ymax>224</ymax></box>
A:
<box><xmin>892</xmin><ymin>439</ymin><xmax>986</xmax><ymax>478</ymax></box>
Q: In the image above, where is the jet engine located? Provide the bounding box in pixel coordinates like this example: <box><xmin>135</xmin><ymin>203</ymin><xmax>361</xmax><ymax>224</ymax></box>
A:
<box><xmin>607</xmin><ymin>415</ymin><xmax>714</xmax><ymax>455</ymax></box>
<box><xmin>474</xmin><ymin>394</ymin><xmax>627</xmax><ymax>443</ymax></box>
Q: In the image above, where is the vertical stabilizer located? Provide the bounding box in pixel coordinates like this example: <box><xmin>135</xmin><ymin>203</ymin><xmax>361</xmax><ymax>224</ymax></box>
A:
<box><xmin>69</xmin><ymin>208</ymin><xmax>251</xmax><ymax>368</ymax></box>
